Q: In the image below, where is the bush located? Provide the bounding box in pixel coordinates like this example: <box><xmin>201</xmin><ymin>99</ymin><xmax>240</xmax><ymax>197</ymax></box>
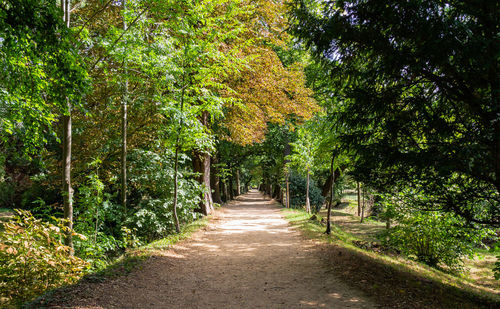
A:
<box><xmin>289</xmin><ymin>171</ymin><xmax>324</xmax><ymax>212</ymax></box>
<box><xmin>383</xmin><ymin>209</ymin><xmax>494</xmax><ymax>271</ymax></box>
<box><xmin>127</xmin><ymin>149</ymin><xmax>202</xmax><ymax>241</ymax></box>
<box><xmin>73</xmin><ymin>163</ymin><xmax>125</xmax><ymax>268</ymax></box>
<box><xmin>0</xmin><ymin>210</ymin><xmax>88</xmax><ymax>307</ymax></box>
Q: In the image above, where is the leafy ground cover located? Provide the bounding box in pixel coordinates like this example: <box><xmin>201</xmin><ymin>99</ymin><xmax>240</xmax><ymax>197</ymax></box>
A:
<box><xmin>23</xmin><ymin>217</ymin><xmax>209</xmax><ymax>309</ymax></box>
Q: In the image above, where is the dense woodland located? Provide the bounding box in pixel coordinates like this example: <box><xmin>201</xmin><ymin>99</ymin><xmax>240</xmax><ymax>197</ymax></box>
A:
<box><xmin>0</xmin><ymin>0</ymin><xmax>499</xmax><ymax>307</ymax></box>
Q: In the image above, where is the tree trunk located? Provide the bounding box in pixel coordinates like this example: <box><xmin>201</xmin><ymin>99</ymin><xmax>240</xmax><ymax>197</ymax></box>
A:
<box><xmin>171</xmin><ymin>43</ymin><xmax>192</xmax><ymax>233</ymax></box>
<box><xmin>221</xmin><ymin>179</ymin><xmax>228</xmax><ymax>202</ymax></box>
<box><xmin>360</xmin><ymin>185</ymin><xmax>365</xmax><ymax>223</ymax></box>
<box><xmin>265</xmin><ymin>177</ymin><xmax>271</xmax><ymax>196</ymax></box>
<box><xmin>211</xmin><ymin>157</ymin><xmax>222</xmax><ymax>204</ymax></box>
<box><xmin>121</xmin><ymin>0</ymin><xmax>128</xmax><ymax>213</ymax></box>
<box><xmin>228</xmin><ymin>173</ymin><xmax>234</xmax><ymax>200</ymax></box>
<box><xmin>285</xmin><ymin>173</ymin><xmax>290</xmax><ymax>208</ymax></box>
<box><xmin>322</xmin><ymin>167</ymin><xmax>342</xmax><ymax>199</ymax></box>
<box><xmin>321</xmin><ymin>173</ymin><xmax>333</xmax><ymax>198</ymax></box>
<box><xmin>272</xmin><ymin>183</ymin><xmax>281</xmax><ymax>200</ymax></box>
<box><xmin>305</xmin><ymin>168</ymin><xmax>311</xmax><ymax>213</ymax></box>
<box><xmin>193</xmin><ymin>152</ymin><xmax>213</xmax><ymax>215</ymax></box>
<box><xmin>61</xmin><ymin>0</ymin><xmax>73</xmax><ymax>254</ymax></box>
<box><xmin>235</xmin><ymin>169</ymin><xmax>241</xmax><ymax>196</ymax></box>
<box><xmin>62</xmin><ymin>107</ymin><xmax>73</xmax><ymax>253</ymax></box>
<box><xmin>172</xmin><ymin>146</ymin><xmax>181</xmax><ymax>233</ymax></box>
<box><xmin>357</xmin><ymin>182</ymin><xmax>361</xmax><ymax>216</ymax></box>
<box><xmin>325</xmin><ymin>151</ymin><xmax>335</xmax><ymax>235</ymax></box>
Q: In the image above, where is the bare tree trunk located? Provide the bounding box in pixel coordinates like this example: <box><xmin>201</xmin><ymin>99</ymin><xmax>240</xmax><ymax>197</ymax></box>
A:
<box><xmin>236</xmin><ymin>169</ymin><xmax>241</xmax><ymax>196</ymax></box>
<box><xmin>321</xmin><ymin>173</ymin><xmax>333</xmax><ymax>198</ymax></box>
<box><xmin>193</xmin><ymin>152</ymin><xmax>213</xmax><ymax>215</ymax></box>
<box><xmin>285</xmin><ymin>173</ymin><xmax>290</xmax><ymax>208</ymax></box>
<box><xmin>120</xmin><ymin>0</ymin><xmax>128</xmax><ymax>214</ymax></box>
<box><xmin>192</xmin><ymin>111</ymin><xmax>213</xmax><ymax>215</ymax></box>
<box><xmin>272</xmin><ymin>182</ymin><xmax>281</xmax><ymax>200</ymax></box>
<box><xmin>210</xmin><ymin>157</ymin><xmax>222</xmax><ymax>204</ymax></box>
<box><xmin>172</xmin><ymin>146</ymin><xmax>181</xmax><ymax>233</ymax></box>
<box><xmin>228</xmin><ymin>173</ymin><xmax>234</xmax><ymax>200</ymax></box>
<box><xmin>305</xmin><ymin>168</ymin><xmax>311</xmax><ymax>213</ymax></box>
<box><xmin>360</xmin><ymin>185</ymin><xmax>365</xmax><ymax>223</ymax></box>
<box><xmin>62</xmin><ymin>103</ymin><xmax>73</xmax><ymax>253</ymax></box>
<box><xmin>172</xmin><ymin>59</ymin><xmax>189</xmax><ymax>233</ymax></box>
<box><xmin>325</xmin><ymin>151</ymin><xmax>335</xmax><ymax>235</ymax></box>
<box><xmin>357</xmin><ymin>182</ymin><xmax>361</xmax><ymax>216</ymax></box>
<box><xmin>61</xmin><ymin>0</ymin><xmax>73</xmax><ymax>254</ymax></box>
<box><xmin>225</xmin><ymin>179</ymin><xmax>230</xmax><ymax>201</ymax></box>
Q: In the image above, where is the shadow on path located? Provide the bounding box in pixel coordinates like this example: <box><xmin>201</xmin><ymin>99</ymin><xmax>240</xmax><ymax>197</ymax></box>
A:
<box><xmin>45</xmin><ymin>190</ymin><xmax>376</xmax><ymax>309</ymax></box>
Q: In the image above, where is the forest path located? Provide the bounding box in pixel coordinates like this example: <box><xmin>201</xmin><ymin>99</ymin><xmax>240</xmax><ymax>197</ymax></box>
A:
<box><xmin>48</xmin><ymin>190</ymin><xmax>376</xmax><ymax>308</ymax></box>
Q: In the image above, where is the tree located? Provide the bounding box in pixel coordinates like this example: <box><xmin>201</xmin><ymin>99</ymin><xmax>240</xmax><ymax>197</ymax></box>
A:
<box><xmin>291</xmin><ymin>0</ymin><xmax>500</xmax><ymax>226</ymax></box>
<box><xmin>0</xmin><ymin>0</ymin><xmax>88</xmax><ymax>152</ymax></box>
<box><xmin>288</xmin><ymin>126</ymin><xmax>316</xmax><ymax>213</ymax></box>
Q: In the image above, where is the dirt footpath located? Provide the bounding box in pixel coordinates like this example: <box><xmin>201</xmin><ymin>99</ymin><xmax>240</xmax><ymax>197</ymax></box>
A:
<box><xmin>47</xmin><ymin>190</ymin><xmax>376</xmax><ymax>308</ymax></box>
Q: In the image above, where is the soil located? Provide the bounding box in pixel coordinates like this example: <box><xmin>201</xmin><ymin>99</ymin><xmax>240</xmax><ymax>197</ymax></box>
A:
<box><xmin>40</xmin><ymin>190</ymin><xmax>497</xmax><ymax>309</ymax></box>
<box><xmin>43</xmin><ymin>190</ymin><xmax>375</xmax><ymax>308</ymax></box>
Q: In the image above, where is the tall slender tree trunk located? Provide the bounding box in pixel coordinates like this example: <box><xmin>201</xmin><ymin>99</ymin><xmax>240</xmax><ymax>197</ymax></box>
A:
<box><xmin>357</xmin><ymin>182</ymin><xmax>361</xmax><ymax>216</ymax></box>
<box><xmin>62</xmin><ymin>102</ymin><xmax>73</xmax><ymax>252</ymax></box>
<box><xmin>284</xmin><ymin>131</ymin><xmax>291</xmax><ymax>208</ymax></box>
<box><xmin>286</xmin><ymin>174</ymin><xmax>290</xmax><ymax>208</ymax></box>
<box><xmin>222</xmin><ymin>179</ymin><xmax>228</xmax><ymax>202</ymax></box>
<box><xmin>228</xmin><ymin>171</ymin><xmax>234</xmax><ymax>200</ymax></box>
<box><xmin>172</xmin><ymin>146</ymin><xmax>181</xmax><ymax>233</ymax></box>
<box><xmin>121</xmin><ymin>0</ymin><xmax>128</xmax><ymax>213</ymax></box>
<box><xmin>172</xmin><ymin>52</ymin><xmax>190</xmax><ymax>233</ymax></box>
<box><xmin>325</xmin><ymin>151</ymin><xmax>335</xmax><ymax>235</ymax></box>
<box><xmin>61</xmin><ymin>0</ymin><xmax>73</xmax><ymax>253</ymax></box>
<box><xmin>360</xmin><ymin>185</ymin><xmax>365</xmax><ymax>223</ymax></box>
<box><xmin>236</xmin><ymin>169</ymin><xmax>241</xmax><ymax>196</ymax></box>
<box><xmin>305</xmin><ymin>168</ymin><xmax>311</xmax><ymax>213</ymax></box>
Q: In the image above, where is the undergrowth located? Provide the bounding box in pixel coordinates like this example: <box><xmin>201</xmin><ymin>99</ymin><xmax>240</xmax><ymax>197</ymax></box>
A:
<box><xmin>281</xmin><ymin>208</ymin><xmax>500</xmax><ymax>306</ymax></box>
<box><xmin>25</xmin><ymin>216</ymin><xmax>209</xmax><ymax>308</ymax></box>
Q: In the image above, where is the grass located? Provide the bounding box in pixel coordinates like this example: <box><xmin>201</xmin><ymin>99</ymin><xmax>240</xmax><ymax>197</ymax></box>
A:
<box><xmin>143</xmin><ymin>217</ymin><xmax>209</xmax><ymax>250</ymax></box>
<box><xmin>88</xmin><ymin>216</ymin><xmax>210</xmax><ymax>280</ymax></box>
<box><xmin>282</xmin><ymin>207</ymin><xmax>500</xmax><ymax>307</ymax></box>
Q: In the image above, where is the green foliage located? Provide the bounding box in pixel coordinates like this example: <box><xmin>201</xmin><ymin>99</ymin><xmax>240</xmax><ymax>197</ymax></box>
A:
<box><xmin>127</xmin><ymin>149</ymin><xmax>202</xmax><ymax>241</ymax></box>
<box><xmin>491</xmin><ymin>242</ymin><xmax>500</xmax><ymax>280</ymax></box>
<box><xmin>287</xmin><ymin>126</ymin><xmax>315</xmax><ymax>174</ymax></box>
<box><xmin>0</xmin><ymin>210</ymin><xmax>88</xmax><ymax>307</ymax></box>
<box><xmin>0</xmin><ymin>0</ymin><xmax>89</xmax><ymax>152</ymax></box>
<box><xmin>289</xmin><ymin>171</ymin><xmax>324</xmax><ymax>212</ymax></box>
<box><xmin>291</xmin><ymin>0</ymin><xmax>500</xmax><ymax>225</ymax></box>
<box><xmin>380</xmin><ymin>192</ymin><xmax>495</xmax><ymax>270</ymax></box>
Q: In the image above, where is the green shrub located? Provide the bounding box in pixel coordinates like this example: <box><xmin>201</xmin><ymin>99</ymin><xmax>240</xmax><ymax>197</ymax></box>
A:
<box><xmin>73</xmin><ymin>162</ymin><xmax>125</xmax><ymax>268</ymax></box>
<box><xmin>127</xmin><ymin>149</ymin><xmax>202</xmax><ymax>241</ymax></box>
<box><xmin>0</xmin><ymin>210</ymin><xmax>88</xmax><ymax>307</ymax></box>
<box><xmin>384</xmin><ymin>210</ymin><xmax>494</xmax><ymax>271</ymax></box>
<box><xmin>289</xmin><ymin>171</ymin><xmax>324</xmax><ymax>212</ymax></box>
